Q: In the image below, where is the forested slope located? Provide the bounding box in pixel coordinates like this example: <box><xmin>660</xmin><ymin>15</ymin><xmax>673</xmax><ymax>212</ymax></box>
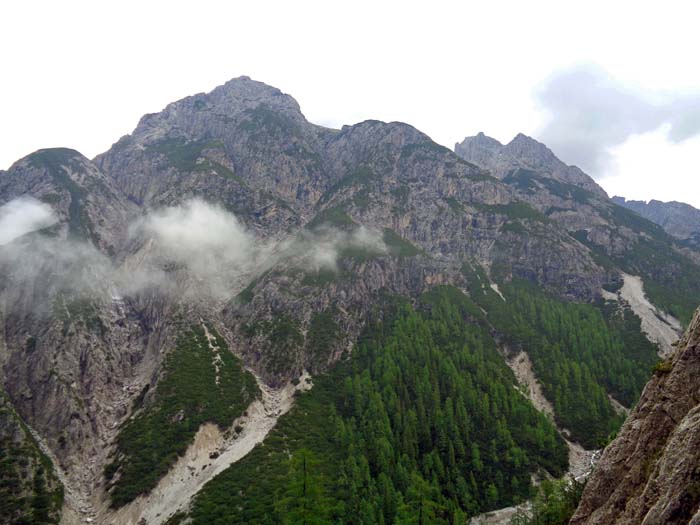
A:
<box><xmin>188</xmin><ymin>287</ymin><xmax>568</xmax><ymax>524</ymax></box>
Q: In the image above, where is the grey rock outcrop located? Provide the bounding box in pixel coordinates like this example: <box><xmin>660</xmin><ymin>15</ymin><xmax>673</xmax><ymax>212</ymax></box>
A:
<box><xmin>571</xmin><ymin>308</ymin><xmax>700</xmax><ymax>525</ymax></box>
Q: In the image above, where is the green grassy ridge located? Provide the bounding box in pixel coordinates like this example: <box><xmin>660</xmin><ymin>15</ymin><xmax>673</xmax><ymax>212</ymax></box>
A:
<box><xmin>382</xmin><ymin>228</ymin><xmax>422</xmax><ymax>258</ymax></box>
<box><xmin>445</xmin><ymin>197</ymin><xmax>466</xmax><ymax>213</ymax></box>
<box><xmin>500</xmin><ymin>221</ymin><xmax>528</xmax><ymax>235</ymax></box>
<box><xmin>399</xmin><ymin>141</ymin><xmax>453</xmax><ymax>164</ymax></box>
<box><xmin>503</xmin><ymin>168</ymin><xmax>595</xmax><ymax>205</ymax></box>
<box><xmin>569</xmin><ymin>230</ymin><xmax>617</xmax><ymax>271</ymax></box>
<box><xmin>300</xmin><ymin>267</ymin><xmax>339</xmax><ymax>287</ymax></box>
<box><xmin>306</xmin><ymin>206</ymin><xmax>357</xmax><ymax>231</ymax></box>
<box><xmin>235</xmin><ymin>269</ymin><xmax>273</xmax><ymax>304</ymax></box>
<box><xmin>104</xmin><ymin>323</ymin><xmax>259</xmax><ymax>508</ymax></box>
<box><xmin>149</xmin><ymin>138</ymin><xmax>224</xmax><ymax>171</ymax></box>
<box><xmin>188</xmin><ymin>287</ymin><xmax>568</xmax><ymax>523</ymax></box>
<box><xmin>27</xmin><ymin>149</ymin><xmax>97</xmax><ymax>242</ymax></box>
<box><xmin>581</xmin><ymin>201</ymin><xmax>700</xmax><ymax>325</ymax></box>
<box><xmin>51</xmin><ymin>295</ymin><xmax>106</xmax><ymax>337</ymax></box>
<box><xmin>612</xmin><ymin>235</ymin><xmax>700</xmax><ymax>326</ymax></box>
<box><xmin>0</xmin><ymin>394</ymin><xmax>64</xmax><ymax>525</ymax></box>
<box><xmin>318</xmin><ymin>166</ymin><xmax>377</xmax><ymax>207</ymax></box>
<box><xmin>463</xmin><ymin>266</ymin><xmax>658</xmax><ymax>447</ymax></box>
<box><xmin>239</xmin><ymin>104</ymin><xmax>303</xmax><ymax>139</ymax></box>
<box><xmin>147</xmin><ymin>136</ymin><xmax>254</xmax><ymax>188</ymax></box>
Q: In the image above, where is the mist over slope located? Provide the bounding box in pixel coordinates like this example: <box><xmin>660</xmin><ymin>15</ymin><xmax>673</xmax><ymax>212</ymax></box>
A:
<box><xmin>0</xmin><ymin>196</ymin><xmax>57</xmax><ymax>245</ymax></box>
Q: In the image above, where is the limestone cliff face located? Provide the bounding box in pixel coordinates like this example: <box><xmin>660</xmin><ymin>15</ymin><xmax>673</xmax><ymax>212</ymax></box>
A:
<box><xmin>571</xmin><ymin>308</ymin><xmax>700</xmax><ymax>525</ymax></box>
<box><xmin>455</xmin><ymin>133</ymin><xmax>634</xmax><ymax>256</ymax></box>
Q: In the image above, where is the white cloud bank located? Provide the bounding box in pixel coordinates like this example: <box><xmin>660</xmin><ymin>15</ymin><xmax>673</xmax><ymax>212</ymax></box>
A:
<box><xmin>137</xmin><ymin>198</ymin><xmax>258</xmax><ymax>280</ymax></box>
<box><xmin>0</xmin><ymin>197</ymin><xmax>386</xmax><ymax>305</ymax></box>
<box><xmin>0</xmin><ymin>197</ymin><xmax>57</xmax><ymax>245</ymax></box>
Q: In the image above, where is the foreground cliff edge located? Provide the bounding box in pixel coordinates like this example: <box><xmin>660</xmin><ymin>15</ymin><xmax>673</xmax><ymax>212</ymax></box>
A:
<box><xmin>572</xmin><ymin>307</ymin><xmax>700</xmax><ymax>525</ymax></box>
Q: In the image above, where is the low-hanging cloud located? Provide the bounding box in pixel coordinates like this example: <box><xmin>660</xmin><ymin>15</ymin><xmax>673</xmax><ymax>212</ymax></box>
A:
<box><xmin>0</xmin><ymin>197</ymin><xmax>387</xmax><ymax>308</ymax></box>
<box><xmin>536</xmin><ymin>64</ymin><xmax>700</xmax><ymax>176</ymax></box>
<box><xmin>134</xmin><ymin>200</ymin><xmax>387</xmax><ymax>295</ymax></box>
<box><xmin>136</xmin><ymin>198</ymin><xmax>258</xmax><ymax>279</ymax></box>
<box><xmin>0</xmin><ymin>196</ymin><xmax>58</xmax><ymax>245</ymax></box>
<box><xmin>287</xmin><ymin>225</ymin><xmax>387</xmax><ymax>272</ymax></box>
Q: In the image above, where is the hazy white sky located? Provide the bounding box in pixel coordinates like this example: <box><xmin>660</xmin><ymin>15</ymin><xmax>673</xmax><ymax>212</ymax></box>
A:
<box><xmin>2</xmin><ymin>0</ymin><xmax>700</xmax><ymax>206</ymax></box>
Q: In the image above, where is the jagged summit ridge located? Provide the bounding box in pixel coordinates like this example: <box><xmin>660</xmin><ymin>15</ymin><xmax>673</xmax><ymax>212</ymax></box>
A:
<box><xmin>455</xmin><ymin>131</ymin><xmax>608</xmax><ymax>197</ymax></box>
<box><xmin>123</xmin><ymin>76</ymin><xmax>309</xmax><ymax>147</ymax></box>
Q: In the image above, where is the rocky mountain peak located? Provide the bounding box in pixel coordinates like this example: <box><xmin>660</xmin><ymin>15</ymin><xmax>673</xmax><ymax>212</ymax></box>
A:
<box><xmin>456</xmin><ymin>131</ymin><xmax>565</xmax><ymax>175</ymax></box>
<box><xmin>455</xmin><ymin>131</ymin><xmax>608</xmax><ymax>198</ymax></box>
<box><xmin>454</xmin><ymin>132</ymin><xmax>505</xmax><ymax>170</ymax></box>
<box><xmin>1</xmin><ymin>147</ymin><xmax>134</xmax><ymax>251</ymax></box>
<box><xmin>503</xmin><ymin>132</ymin><xmax>559</xmax><ymax>165</ymax></box>
<box><xmin>211</xmin><ymin>75</ymin><xmax>301</xmax><ymax>111</ymax></box>
<box><xmin>455</xmin><ymin>131</ymin><xmax>496</xmax><ymax>148</ymax></box>
<box><xmin>3</xmin><ymin>148</ymin><xmax>97</xmax><ymax>198</ymax></box>
<box><xmin>11</xmin><ymin>147</ymin><xmax>85</xmax><ymax>170</ymax></box>
<box><xmin>336</xmin><ymin>119</ymin><xmax>435</xmax><ymax>149</ymax></box>
<box><xmin>469</xmin><ymin>131</ymin><xmax>503</xmax><ymax>149</ymax></box>
<box><xmin>127</xmin><ymin>76</ymin><xmax>308</xmax><ymax>146</ymax></box>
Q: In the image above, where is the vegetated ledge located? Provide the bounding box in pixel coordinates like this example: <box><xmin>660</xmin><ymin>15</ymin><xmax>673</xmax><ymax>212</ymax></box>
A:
<box><xmin>104</xmin><ymin>323</ymin><xmax>259</xmax><ymax>508</ymax></box>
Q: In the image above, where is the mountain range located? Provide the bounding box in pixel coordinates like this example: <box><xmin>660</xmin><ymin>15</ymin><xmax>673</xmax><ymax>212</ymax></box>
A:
<box><xmin>1</xmin><ymin>76</ymin><xmax>699</xmax><ymax>525</ymax></box>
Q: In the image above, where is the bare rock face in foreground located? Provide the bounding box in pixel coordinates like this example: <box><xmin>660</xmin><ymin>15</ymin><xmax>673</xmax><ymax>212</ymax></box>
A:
<box><xmin>571</xmin><ymin>308</ymin><xmax>700</xmax><ymax>525</ymax></box>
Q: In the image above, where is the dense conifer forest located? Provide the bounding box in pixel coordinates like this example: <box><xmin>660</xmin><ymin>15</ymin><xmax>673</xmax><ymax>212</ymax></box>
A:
<box><xmin>187</xmin><ymin>288</ymin><xmax>569</xmax><ymax>523</ymax></box>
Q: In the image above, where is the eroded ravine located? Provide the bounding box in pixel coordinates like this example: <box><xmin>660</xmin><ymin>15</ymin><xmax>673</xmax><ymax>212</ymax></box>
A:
<box><xmin>472</xmin><ymin>347</ymin><xmax>600</xmax><ymax>524</ymax></box>
<box><xmin>503</xmin><ymin>348</ymin><xmax>598</xmax><ymax>480</ymax></box>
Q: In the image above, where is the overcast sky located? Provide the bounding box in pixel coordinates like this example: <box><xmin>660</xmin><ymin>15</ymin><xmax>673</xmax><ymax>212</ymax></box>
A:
<box><xmin>2</xmin><ymin>0</ymin><xmax>700</xmax><ymax>206</ymax></box>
